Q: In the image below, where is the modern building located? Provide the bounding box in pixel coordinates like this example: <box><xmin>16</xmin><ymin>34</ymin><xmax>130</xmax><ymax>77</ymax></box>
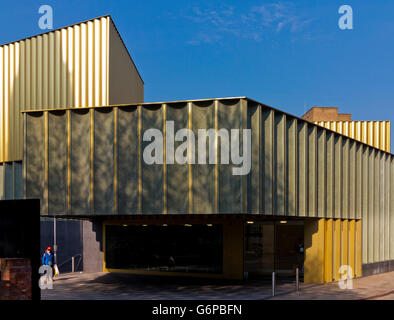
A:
<box><xmin>2</xmin><ymin>16</ymin><xmax>394</xmax><ymax>284</ymax></box>
<box><xmin>23</xmin><ymin>97</ymin><xmax>394</xmax><ymax>283</ymax></box>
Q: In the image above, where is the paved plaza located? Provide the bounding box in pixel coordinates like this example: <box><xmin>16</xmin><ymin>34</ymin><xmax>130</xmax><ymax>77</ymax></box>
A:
<box><xmin>41</xmin><ymin>271</ymin><xmax>394</xmax><ymax>300</ymax></box>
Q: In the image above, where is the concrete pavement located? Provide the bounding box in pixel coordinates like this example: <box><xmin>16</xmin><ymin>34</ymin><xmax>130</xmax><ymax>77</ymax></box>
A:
<box><xmin>269</xmin><ymin>271</ymin><xmax>394</xmax><ymax>300</ymax></box>
<box><xmin>41</xmin><ymin>270</ymin><xmax>394</xmax><ymax>300</ymax></box>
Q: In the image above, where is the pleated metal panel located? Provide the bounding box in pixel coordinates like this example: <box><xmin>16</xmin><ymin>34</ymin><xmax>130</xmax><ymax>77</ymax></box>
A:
<box><xmin>316</xmin><ymin>120</ymin><xmax>391</xmax><ymax>153</ymax></box>
<box><xmin>262</xmin><ymin>108</ymin><xmax>274</xmax><ymax>215</ymax></box>
<box><xmin>25</xmin><ymin>112</ymin><xmax>44</xmax><ymax>213</ymax></box>
<box><xmin>273</xmin><ymin>113</ymin><xmax>286</xmax><ymax>216</ymax></box>
<box><xmin>247</xmin><ymin>101</ymin><xmax>260</xmax><ymax>215</ymax></box>
<box><xmin>367</xmin><ymin>147</ymin><xmax>374</xmax><ymax>263</ymax></box>
<box><xmin>373</xmin><ymin>150</ymin><xmax>380</xmax><ymax>262</ymax></box>
<box><xmin>23</xmin><ymin>97</ymin><xmax>394</xmax><ymax>264</ymax></box>
<box><xmin>0</xmin><ymin>16</ymin><xmax>110</xmax><ymax>162</ymax></box>
<box><xmin>47</xmin><ymin>111</ymin><xmax>67</xmax><ymax>214</ymax></box>
<box><xmin>307</xmin><ymin>124</ymin><xmax>317</xmax><ymax>217</ymax></box>
<box><xmin>191</xmin><ymin>101</ymin><xmax>215</xmax><ymax>214</ymax></box>
<box><xmin>361</xmin><ymin>145</ymin><xmax>368</xmax><ymax>263</ymax></box>
<box><xmin>286</xmin><ymin>117</ymin><xmax>297</xmax><ymax>216</ymax></box>
<box><xmin>117</xmin><ymin>106</ymin><xmax>139</xmax><ymax>214</ymax></box>
<box><xmin>305</xmin><ymin>218</ymin><xmax>362</xmax><ymax>282</ymax></box>
<box><xmin>326</xmin><ymin>131</ymin><xmax>335</xmax><ymax>218</ymax></box>
<box><xmin>297</xmin><ymin>121</ymin><xmax>307</xmax><ymax>217</ymax></box>
<box><xmin>334</xmin><ymin>135</ymin><xmax>343</xmax><ymax>219</ymax></box>
<box><xmin>217</xmin><ymin>99</ymin><xmax>243</xmax><ymax>214</ymax></box>
<box><xmin>317</xmin><ymin>128</ymin><xmax>326</xmax><ymax>218</ymax></box>
<box><xmin>70</xmin><ymin>109</ymin><xmax>91</xmax><ymax>215</ymax></box>
<box><xmin>94</xmin><ymin>108</ymin><xmax>114</xmax><ymax>215</ymax></box>
<box><xmin>141</xmin><ymin>104</ymin><xmax>164</xmax><ymax>214</ymax></box>
<box><xmin>342</xmin><ymin>138</ymin><xmax>349</xmax><ymax>220</ymax></box>
<box><xmin>349</xmin><ymin>141</ymin><xmax>356</xmax><ymax>219</ymax></box>
<box><xmin>166</xmin><ymin>102</ymin><xmax>189</xmax><ymax>214</ymax></box>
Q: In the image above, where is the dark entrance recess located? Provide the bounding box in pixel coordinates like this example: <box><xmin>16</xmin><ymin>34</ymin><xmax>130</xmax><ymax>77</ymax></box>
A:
<box><xmin>105</xmin><ymin>224</ymin><xmax>223</xmax><ymax>274</ymax></box>
<box><xmin>244</xmin><ymin>220</ymin><xmax>304</xmax><ymax>279</ymax></box>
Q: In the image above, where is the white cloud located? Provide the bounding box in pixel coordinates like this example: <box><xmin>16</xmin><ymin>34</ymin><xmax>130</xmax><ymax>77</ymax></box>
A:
<box><xmin>183</xmin><ymin>2</ymin><xmax>314</xmax><ymax>45</ymax></box>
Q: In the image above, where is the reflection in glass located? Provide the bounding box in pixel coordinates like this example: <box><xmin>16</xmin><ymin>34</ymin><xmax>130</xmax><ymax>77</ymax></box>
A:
<box><xmin>105</xmin><ymin>224</ymin><xmax>222</xmax><ymax>274</ymax></box>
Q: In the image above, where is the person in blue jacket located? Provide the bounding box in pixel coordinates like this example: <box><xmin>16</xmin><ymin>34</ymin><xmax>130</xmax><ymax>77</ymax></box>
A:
<box><xmin>42</xmin><ymin>246</ymin><xmax>55</xmax><ymax>278</ymax></box>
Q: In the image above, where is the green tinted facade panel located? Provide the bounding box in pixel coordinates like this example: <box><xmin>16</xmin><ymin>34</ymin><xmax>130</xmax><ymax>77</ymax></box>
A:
<box><xmin>297</xmin><ymin>121</ymin><xmax>307</xmax><ymax>217</ymax></box>
<box><xmin>317</xmin><ymin>128</ymin><xmax>326</xmax><ymax>218</ymax></box>
<box><xmin>94</xmin><ymin>108</ymin><xmax>114</xmax><ymax>215</ymax></box>
<box><xmin>273</xmin><ymin>113</ymin><xmax>286</xmax><ymax>216</ymax></box>
<box><xmin>217</xmin><ymin>100</ymin><xmax>242</xmax><ymax>214</ymax></box>
<box><xmin>141</xmin><ymin>104</ymin><xmax>164</xmax><ymax>215</ymax></box>
<box><xmin>25</xmin><ymin>112</ymin><xmax>44</xmax><ymax>213</ymax></box>
<box><xmin>191</xmin><ymin>101</ymin><xmax>215</xmax><ymax>214</ymax></box>
<box><xmin>70</xmin><ymin>109</ymin><xmax>91</xmax><ymax>215</ymax></box>
<box><xmin>286</xmin><ymin>117</ymin><xmax>297</xmax><ymax>216</ymax></box>
<box><xmin>0</xmin><ymin>161</ymin><xmax>22</xmax><ymax>200</ymax></box>
<box><xmin>308</xmin><ymin>125</ymin><xmax>317</xmax><ymax>217</ymax></box>
<box><xmin>117</xmin><ymin>106</ymin><xmax>139</xmax><ymax>215</ymax></box>
<box><xmin>362</xmin><ymin>145</ymin><xmax>369</xmax><ymax>264</ymax></box>
<box><xmin>166</xmin><ymin>102</ymin><xmax>189</xmax><ymax>214</ymax></box>
<box><xmin>247</xmin><ymin>101</ymin><xmax>260</xmax><ymax>214</ymax></box>
<box><xmin>326</xmin><ymin>132</ymin><xmax>334</xmax><ymax>219</ymax></box>
<box><xmin>262</xmin><ymin>108</ymin><xmax>274</xmax><ymax>215</ymax></box>
<box><xmin>48</xmin><ymin>111</ymin><xmax>67</xmax><ymax>214</ymax></box>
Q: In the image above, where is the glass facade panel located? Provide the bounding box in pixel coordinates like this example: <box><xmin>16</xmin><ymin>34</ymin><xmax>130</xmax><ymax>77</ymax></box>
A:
<box><xmin>276</xmin><ymin>223</ymin><xmax>304</xmax><ymax>275</ymax></box>
<box><xmin>244</xmin><ymin>221</ymin><xmax>304</xmax><ymax>278</ymax></box>
<box><xmin>244</xmin><ymin>222</ymin><xmax>275</xmax><ymax>276</ymax></box>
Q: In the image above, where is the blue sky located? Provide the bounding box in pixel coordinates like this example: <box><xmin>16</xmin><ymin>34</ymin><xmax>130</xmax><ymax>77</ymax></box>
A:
<box><xmin>1</xmin><ymin>0</ymin><xmax>393</xmax><ymax>123</ymax></box>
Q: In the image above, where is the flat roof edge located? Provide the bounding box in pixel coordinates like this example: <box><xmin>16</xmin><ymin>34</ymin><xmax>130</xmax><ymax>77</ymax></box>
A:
<box><xmin>21</xmin><ymin>96</ymin><xmax>249</xmax><ymax>113</ymax></box>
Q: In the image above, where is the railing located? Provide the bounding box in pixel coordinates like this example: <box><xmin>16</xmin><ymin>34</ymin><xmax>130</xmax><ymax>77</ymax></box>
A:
<box><xmin>57</xmin><ymin>254</ymin><xmax>82</xmax><ymax>273</ymax></box>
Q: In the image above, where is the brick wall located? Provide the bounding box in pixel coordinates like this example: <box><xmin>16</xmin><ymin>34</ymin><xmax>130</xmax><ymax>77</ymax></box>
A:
<box><xmin>0</xmin><ymin>258</ymin><xmax>32</xmax><ymax>300</ymax></box>
<box><xmin>302</xmin><ymin>107</ymin><xmax>352</xmax><ymax>122</ymax></box>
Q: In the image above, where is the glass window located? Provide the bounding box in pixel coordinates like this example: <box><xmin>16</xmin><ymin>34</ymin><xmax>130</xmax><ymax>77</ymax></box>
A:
<box><xmin>105</xmin><ymin>224</ymin><xmax>223</xmax><ymax>274</ymax></box>
<box><xmin>276</xmin><ymin>222</ymin><xmax>304</xmax><ymax>276</ymax></box>
<box><xmin>244</xmin><ymin>222</ymin><xmax>275</xmax><ymax>276</ymax></box>
<box><xmin>244</xmin><ymin>221</ymin><xmax>304</xmax><ymax>278</ymax></box>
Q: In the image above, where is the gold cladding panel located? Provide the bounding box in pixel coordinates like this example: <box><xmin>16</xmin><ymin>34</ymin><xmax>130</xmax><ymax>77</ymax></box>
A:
<box><xmin>315</xmin><ymin>121</ymin><xmax>391</xmax><ymax>153</ymax></box>
<box><xmin>0</xmin><ymin>16</ymin><xmax>110</xmax><ymax>162</ymax></box>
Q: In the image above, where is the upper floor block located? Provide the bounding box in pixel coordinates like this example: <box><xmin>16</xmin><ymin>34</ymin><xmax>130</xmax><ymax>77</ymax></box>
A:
<box><xmin>0</xmin><ymin>15</ymin><xmax>144</xmax><ymax>162</ymax></box>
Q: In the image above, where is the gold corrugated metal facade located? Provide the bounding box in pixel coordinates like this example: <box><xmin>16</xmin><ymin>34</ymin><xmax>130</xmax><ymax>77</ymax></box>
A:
<box><xmin>0</xmin><ymin>16</ymin><xmax>143</xmax><ymax>163</ymax></box>
<box><xmin>23</xmin><ymin>97</ymin><xmax>394</xmax><ymax>265</ymax></box>
<box><xmin>315</xmin><ymin>121</ymin><xmax>391</xmax><ymax>153</ymax></box>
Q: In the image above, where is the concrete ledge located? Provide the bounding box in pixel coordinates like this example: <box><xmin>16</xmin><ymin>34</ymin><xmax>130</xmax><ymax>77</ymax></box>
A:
<box><xmin>362</xmin><ymin>260</ymin><xmax>394</xmax><ymax>276</ymax></box>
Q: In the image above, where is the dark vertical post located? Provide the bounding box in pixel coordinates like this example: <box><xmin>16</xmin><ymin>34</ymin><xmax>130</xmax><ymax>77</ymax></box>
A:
<box><xmin>272</xmin><ymin>271</ymin><xmax>275</xmax><ymax>296</ymax></box>
<box><xmin>54</xmin><ymin>218</ymin><xmax>57</xmax><ymax>264</ymax></box>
